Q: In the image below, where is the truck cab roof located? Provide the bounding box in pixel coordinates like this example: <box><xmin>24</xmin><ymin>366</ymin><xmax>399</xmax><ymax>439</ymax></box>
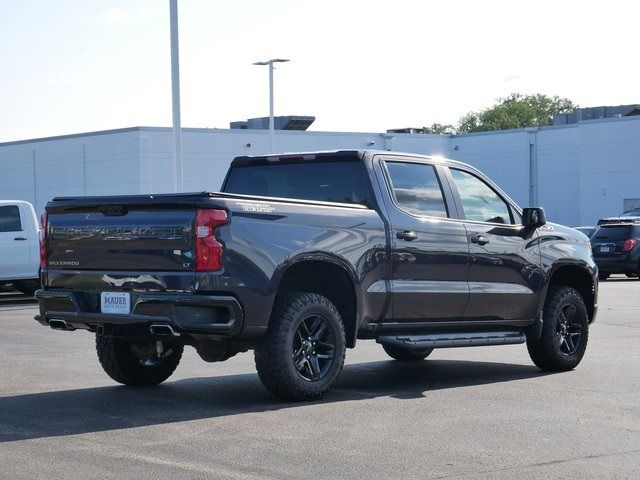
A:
<box><xmin>230</xmin><ymin>149</ymin><xmax>467</xmax><ymax>169</ymax></box>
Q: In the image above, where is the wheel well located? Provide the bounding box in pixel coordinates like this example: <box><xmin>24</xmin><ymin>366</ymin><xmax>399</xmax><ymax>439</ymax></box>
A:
<box><xmin>548</xmin><ymin>266</ymin><xmax>595</xmax><ymax>321</ymax></box>
<box><xmin>275</xmin><ymin>261</ymin><xmax>358</xmax><ymax>347</ymax></box>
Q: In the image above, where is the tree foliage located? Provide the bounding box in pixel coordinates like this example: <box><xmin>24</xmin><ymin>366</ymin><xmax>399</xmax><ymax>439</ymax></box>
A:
<box><xmin>420</xmin><ymin>123</ymin><xmax>456</xmax><ymax>135</ymax></box>
<box><xmin>456</xmin><ymin>93</ymin><xmax>577</xmax><ymax>134</ymax></box>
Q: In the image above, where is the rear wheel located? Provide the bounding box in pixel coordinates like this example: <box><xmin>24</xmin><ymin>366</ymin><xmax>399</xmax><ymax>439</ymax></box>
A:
<box><xmin>96</xmin><ymin>335</ymin><xmax>183</xmax><ymax>386</ymax></box>
<box><xmin>527</xmin><ymin>286</ymin><xmax>589</xmax><ymax>371</ymax></box>
<box><xmin>254</xmin><ymin>293</ymin><xmax>346</xmax><ymax>401</ymax></box>
<box><xmin>382</xmin><ymin>344</ymin><xmax>433</xmax><ymax>361</ymax></box>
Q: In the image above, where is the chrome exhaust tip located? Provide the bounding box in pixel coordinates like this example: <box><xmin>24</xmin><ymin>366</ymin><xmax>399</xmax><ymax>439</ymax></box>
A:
<box><xmin>149</xmin><ymin>324</ymin><xmax>178</xmax><ymax>336</ymax></box>
<box><xmin>49</xmin><ymin>319</ymin><xmax>74</xmax><ymax>331</ymax></box>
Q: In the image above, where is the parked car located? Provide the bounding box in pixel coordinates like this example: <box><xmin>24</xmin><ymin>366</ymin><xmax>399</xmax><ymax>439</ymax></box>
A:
<box><xmin>590</xmin><ymin>222</ymin><xmax>640</xmax><ymax>280</ymax></box>
<box><xmin>598</xmin><ymin>209</ymin><xmax>640</xmax><ymax>225</ymax></box>
<box><xmin>572</xmin><ymin>226</ymin><xmax>596</xmax><ymax>238</ymax></box>
<box><xmin>0</xmin><ymin>200</ymin><xmax>41</xmax><ymax>295</ymax></box>
<box><xmin>35</xmin><ymin>150</ymin><xmax>597</xmax><ymax>401</ymax></box>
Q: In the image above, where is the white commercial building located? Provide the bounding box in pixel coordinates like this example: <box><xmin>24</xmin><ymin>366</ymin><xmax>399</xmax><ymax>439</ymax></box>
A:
<box><xmin>1</xmin><ymin>115</ymin><xmax>639</xmax><ymax>227</ymax></box>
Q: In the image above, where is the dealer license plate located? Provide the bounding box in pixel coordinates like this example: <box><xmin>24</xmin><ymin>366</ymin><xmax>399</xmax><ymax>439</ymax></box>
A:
<box><xmin>100</xmin><ymin>292</ymin><xmax>131</xmax><ymax>315</ymax></box>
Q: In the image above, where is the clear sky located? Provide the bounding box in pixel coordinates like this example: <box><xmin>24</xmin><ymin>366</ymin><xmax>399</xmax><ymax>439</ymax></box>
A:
<box><xmin>1</xmin><ymin>0</ymin><xmax>638</xmax><ymax>142</ymax></box>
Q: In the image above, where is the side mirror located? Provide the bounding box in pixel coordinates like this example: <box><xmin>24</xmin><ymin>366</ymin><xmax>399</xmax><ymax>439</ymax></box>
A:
<box><xmin>522</xmin><ymin>207</ymin><xmax>546</xmax><ymax>229</ymax></box>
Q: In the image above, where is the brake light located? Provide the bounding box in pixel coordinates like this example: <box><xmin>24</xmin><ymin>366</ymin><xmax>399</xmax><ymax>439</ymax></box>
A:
<box><xmin>39</xmin><ymin>212</ymin><xmax>48</xmax><ymax>269</ymax></box>
<box><xmin>622</xmin><ymin>239</ymin><xmax>637</xmax><ymax>252</ymax></box>
<box><xmin>195</xmin><ymin>209</ymin><xmax>228</xmax><ymax>271</ymax></box>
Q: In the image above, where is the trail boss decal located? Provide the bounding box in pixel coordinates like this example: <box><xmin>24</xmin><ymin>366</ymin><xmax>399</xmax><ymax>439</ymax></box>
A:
<box><xmin>236</xmin><ymin>202</ymin><xmax>275</xmax><ymax>213</ymax></box>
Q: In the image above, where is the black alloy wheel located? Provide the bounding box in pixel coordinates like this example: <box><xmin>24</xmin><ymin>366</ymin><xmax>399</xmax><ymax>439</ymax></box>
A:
<box><xmin>292</xmin><ymin>314</ymin><xmax>336</xmax><ymax>382</ymax></box>
<box><xmin>527</xmin><ymin>285</ymin><xmax>589</xmax><ymax>371</ymax></box>
<box><xmin>556</xmin><ymin>303</ymin><xmax>583</xmax><ymax>356</ymax></box>
<box><xmin>254</xmin><ymin>292</ymin><xmax>346</xmax><ymax>401</ymax></box>
<box><xmin>129</xmin><ymin>341</ymin><xmax>165</xmax><ymax>367</ymax></box>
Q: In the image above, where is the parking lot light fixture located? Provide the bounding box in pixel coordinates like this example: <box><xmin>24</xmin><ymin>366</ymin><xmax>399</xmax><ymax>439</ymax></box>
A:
<box><xmin>252</xmin><ymin>58</ymin><xmax>290</xmax><ymax>153</ymax></box>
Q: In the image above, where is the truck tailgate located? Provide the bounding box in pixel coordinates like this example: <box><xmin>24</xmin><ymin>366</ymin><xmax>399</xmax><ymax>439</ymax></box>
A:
<box><xmin>47</xmin><ymin>207</ymin><xmax>196</xmax><ymax>272</ymax></box>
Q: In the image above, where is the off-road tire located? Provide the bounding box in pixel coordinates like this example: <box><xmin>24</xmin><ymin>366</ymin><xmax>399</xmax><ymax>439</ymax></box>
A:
<box><xmin>96</xmin><ymin>335</ymin><xmax>183</xmax><ymax>386</ymax></box>
<box><xmin>382</xmin><ymin>344</ymin><xmax>434</xmax><ymax>361</ymax></box>
<box><xmin>254</xmin><ymin>293</ymin><xmax>346</xmax><ymax>401</ymax></box>
<box><xmin>527</xmin><ymin>286</ymin><xmax>589</xmax><ymax>371</ymax></box>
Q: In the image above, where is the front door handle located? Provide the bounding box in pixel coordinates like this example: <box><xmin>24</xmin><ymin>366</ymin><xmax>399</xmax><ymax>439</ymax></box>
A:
<box><xmin>470</xmin><ymin>233</ymin><xmax>489</xmax><ymax>246</ymax></box>
<box><xmin>396</xmin><ymin>230</ymin><xmax>418</xmax><ymax>241</ymax></box>
<box><xmin>14</xmin><ymin>237</ymin><xmax>27</xmax><ymax>241</ymax></box>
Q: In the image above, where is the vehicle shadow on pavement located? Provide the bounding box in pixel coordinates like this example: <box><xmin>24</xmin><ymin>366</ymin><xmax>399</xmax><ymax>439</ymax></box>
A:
<box><xmin>0</xmin><ymin>359</ymin><xmax>547</xmax><ymax>443</ymax></box>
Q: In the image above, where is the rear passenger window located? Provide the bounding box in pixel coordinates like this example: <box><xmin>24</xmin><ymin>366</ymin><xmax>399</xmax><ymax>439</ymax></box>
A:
<box><xmin>385</xmin><ymin>162</ymin><xmax>448</xmax><ymax>217</ymax></box>
<box><xmin>0</xmin><ymin>205</ymin><xmax>22</xmax><ymax>232</ymax></box>
<box><xmin>450</xmin><ymin>169</ymin><xmax>513</xmax><ymax>224</ymax></box>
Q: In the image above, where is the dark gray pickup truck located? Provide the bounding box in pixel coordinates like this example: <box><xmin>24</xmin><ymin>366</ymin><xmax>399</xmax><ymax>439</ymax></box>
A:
<box><xmin>36</xmin><ymin>150</ymin><xmax>597</xmax><ymax>400</ymax></box>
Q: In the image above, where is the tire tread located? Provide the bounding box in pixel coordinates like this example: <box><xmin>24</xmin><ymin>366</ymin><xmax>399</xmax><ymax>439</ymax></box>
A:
<box><xmin>96</xmin><ymin>335</ymin><xmax>183</xmax><ymax>386</ymax></box>
<box><xmin>254</xmin><ymin>293</ymin><xmax>346</xmax><ymax>401</ymax></box>
<box><xmin>527</xmin><ymin>285</ymin><xmax>589</xmax><ymax>371</ymax></box>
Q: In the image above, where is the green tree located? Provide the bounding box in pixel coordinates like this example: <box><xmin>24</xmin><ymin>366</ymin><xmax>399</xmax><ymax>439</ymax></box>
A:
<box><xmin>457</xmin><ymin>93</ymin><xmax>577</xmax><ymax>133</ymax></box>
<box><xmin>421</xmin><ymin>123</ymin><xmax>456</xmax><ymax>135</ymax></box>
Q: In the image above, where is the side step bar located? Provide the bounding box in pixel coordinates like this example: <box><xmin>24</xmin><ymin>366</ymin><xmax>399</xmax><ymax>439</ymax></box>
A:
<box><xmin>377</xmin><ymin>331</ymin><xmax>526</xmax><ymax>349</ymax></box>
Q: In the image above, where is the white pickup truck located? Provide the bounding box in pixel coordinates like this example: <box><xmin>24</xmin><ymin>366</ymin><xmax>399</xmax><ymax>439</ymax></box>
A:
<box><xmin>0</xmin><ymin>200</ymin><xmax>41</xmax><ymax>295</ymax></box>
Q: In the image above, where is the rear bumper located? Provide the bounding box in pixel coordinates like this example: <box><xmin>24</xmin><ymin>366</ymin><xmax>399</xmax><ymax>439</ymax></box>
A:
<box><xmin>35</xmin><ymin>289</ymin><xmax>244</xmax><ymax>336</ymax></box>
<box><xmin>594</xmin><ymin>257</ymin><xmax>639</xmax><ymax>273</ymax></box>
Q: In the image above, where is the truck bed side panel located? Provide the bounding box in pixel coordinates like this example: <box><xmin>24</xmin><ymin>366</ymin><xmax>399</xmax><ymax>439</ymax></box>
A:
<box><xmin>197</xmin><ymin>197</ymin><xmax>388</xmax><ymax>336</ymax></box>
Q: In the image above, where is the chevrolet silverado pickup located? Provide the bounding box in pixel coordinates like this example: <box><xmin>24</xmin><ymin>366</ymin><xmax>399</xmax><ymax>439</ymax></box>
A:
<box><xmin>35</xmin><ymin>150</ymin><xmax>598</xmax><ymax>400</ymax></box>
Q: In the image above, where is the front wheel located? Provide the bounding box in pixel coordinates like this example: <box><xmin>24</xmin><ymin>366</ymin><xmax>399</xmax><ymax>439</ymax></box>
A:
<box><xmin>254</xmin><ymin>293</ymin><xmax>346</xmax><ymax>401</ymax></box>
<box><xmin>96</xmin><ymin>335</ymin><xmax>183</xmax><ymax>386</ymax></box>
<box><xmin>527</xmin><ymin>286</ymin><xmax>589</xmax><ymax>371</ymax></box>
<box><xmin>382</xmin><ymin>343</ymin><xmax>433</xmax><ymax>361</ymax></box>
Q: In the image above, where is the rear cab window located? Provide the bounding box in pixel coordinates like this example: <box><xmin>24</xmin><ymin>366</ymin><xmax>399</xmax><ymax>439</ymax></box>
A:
<box><xmin>0</xmin><ymin>205</ymin><xmax>22</xmax><ymax>232</ymax></box>
<box><xmin>223</xmin><ymin>157</ymin><xmax>373</xmax><ymax>207</ymax></box>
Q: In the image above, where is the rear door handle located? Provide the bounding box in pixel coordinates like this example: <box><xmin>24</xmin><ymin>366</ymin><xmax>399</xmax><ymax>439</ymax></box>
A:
<box><xmin>396</xmin><ymin>231</ymin><xmax>418</xmax><ymax>241</ymax></box>
<box><xmin>470</xmin><ymin>234</ymin><xmax>489</xmax><ymax>246</ymax></box>
<box><xmin>14</xmin><ymin>237</ymin><xmax>27</xmax><ymax>241</ymax></box>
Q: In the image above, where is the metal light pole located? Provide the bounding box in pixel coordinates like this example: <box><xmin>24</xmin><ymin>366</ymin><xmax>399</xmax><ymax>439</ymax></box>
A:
<box><xmin>253</xmin><ymin>58</ymin><xmax>290</xmax><ymax>153</ymax></box>
<box><xmin>169</xmin><ymin>0</ymin><xmax>183</xmax><ymax>192</ymax></box>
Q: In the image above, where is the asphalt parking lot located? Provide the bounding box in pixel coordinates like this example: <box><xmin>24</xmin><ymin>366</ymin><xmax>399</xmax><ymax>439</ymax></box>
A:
<box><xmin>0</xmin><ymin>279</ymin><xmax>639</xmax><ymax>480</ymax></box>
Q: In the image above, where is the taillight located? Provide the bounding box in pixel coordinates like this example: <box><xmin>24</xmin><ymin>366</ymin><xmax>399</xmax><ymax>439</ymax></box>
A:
<box><xmin>39</xmin><ymin>212</ymin><xmax>48</xmax><ymax>269</ymax></box>
<box><xmin>622</xmin><ymin>239</ymin><xmax>637</xmax><ymax>252</ymax></box>
<box><xmin>195</xmin><ymin>209</ymin><xmax>228</xmax><ymax>271</ymax></box>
